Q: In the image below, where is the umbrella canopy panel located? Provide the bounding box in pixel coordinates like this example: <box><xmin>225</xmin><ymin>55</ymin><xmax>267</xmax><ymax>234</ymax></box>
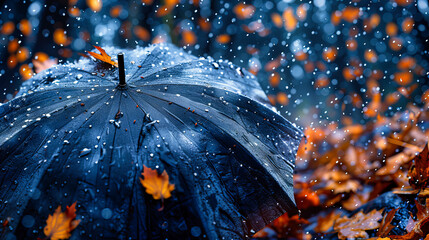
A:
<box><xmin>0</xmin><ymin>44</ymin><xmax>302</xmax><ymax>239</ymax></box>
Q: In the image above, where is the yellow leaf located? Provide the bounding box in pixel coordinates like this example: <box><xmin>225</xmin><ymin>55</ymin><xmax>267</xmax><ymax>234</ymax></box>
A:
<box><xmin>140</xmin><ymin>165</ymin><xmax>175</xmax><ymax>201</ymax></box>
<box><xmin>44</xmin><ymin>202</ymin><xmax>80</xmax><ymax>240</ymax></box>
<box><xmin>87</xmin><ymin>46</ymin><xmax>118</xmax><ymax>67</ymax></box>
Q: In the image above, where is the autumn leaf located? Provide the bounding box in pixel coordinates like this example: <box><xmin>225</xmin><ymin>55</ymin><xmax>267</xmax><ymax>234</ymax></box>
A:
<box><xmin>342</xmin><ymin>192</ymin><xmax>369</xmax><ymax>211</ymax></box>
<box><xmin>388</xmin><ymin>216</ymin><xmax>429</xmax><ymax>240</ymax></box>
<box><xmin>378</xmin><ymin>208</ymin><xmax>398</xmax><ymax>237</ymax></box>
<box><xmin>87</xmin><ymin>46</ymin><xmax>118</xmax><ymax>67</ymax></box>
<box><xmin>324</xmin><ymin>178</ymin><xmax>361</xmax><ymax>195</ymax></box>
<box><xmin>314</xmin><ymin>211</ymin><xmax>341</xmax><ymax>233</ymax></box>
<box><xmin>44</xmin><ymin>202</ymin><xmax>80</xmax><ymax>240</ymax></box>
<box><xmin>271</xmin><ymin>213</ymin><xmax>309</xmax><ymax>239</ymax></box>
<box><xmin>408</xmin><ymin>143</ymin><xmax>429</xmax><ymax>189</ymax></box>
<box><xmin>333</xmin><ymin>209</ymin><xmax>383</xmax><ymax>239</ymax></box>
<box><xmin>294</xmin><ymin>182</ymin><xmax>320</xmax><ymax>209</ymax></box>
<box><xmin>140</xmin><ymin>165</ymin><xmax>175</xmax><ymax>201</ymax></box>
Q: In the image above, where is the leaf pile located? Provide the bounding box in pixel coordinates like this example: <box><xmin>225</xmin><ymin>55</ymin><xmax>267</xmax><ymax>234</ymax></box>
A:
<box><xmin>255</xmin><ymin>104</ymin><xmax>429</xmax><ymax>239</ymax></box>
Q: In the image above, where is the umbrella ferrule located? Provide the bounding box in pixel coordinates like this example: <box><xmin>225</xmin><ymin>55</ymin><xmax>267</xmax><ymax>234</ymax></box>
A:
<box><xmin>118</xmin><ymin>53</ymin><xmax>126</xmax><ymax>88</ymax></box>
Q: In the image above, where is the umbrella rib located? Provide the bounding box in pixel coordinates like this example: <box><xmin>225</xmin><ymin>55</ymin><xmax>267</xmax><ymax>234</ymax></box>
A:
<box><xmin>126</xmin><ymin>45</ymin><xmax>161</xmax><ymax>80</ymax></box>
<box><xmin>75</xmin><ymin>69</ymin><xmax>114</xmax><ymax>81</ymax></box>
<box><xmin>0</xmin><ymin>90</ymin><xmax>107</xmax><ymax>168</ymax></box>
<box><xmin>0</xmin><ymin>92</ymin><xmax>115</xmax><ymax>221</ymax></box>
<box><xmin>129</xmin><ymin>92</ymin><xmax>246</xmax><ymax>204</ymax></box>
<box><xmin>103</xmin><ymin>91</ymin><xmax>122</xmax><ymax>210</ymax></box>
<box><xmin>132</xmin><ymin>90</ymin><xmax>296</xmax><ymax>205</ymax></box>
<box><xmin>0</xmin><ymin>131</ymin><xmax>51</xmax><ymax>192</ymax></box>
<box><xmin>138</xmin><ymin>88</ymin><xmax>296</xmax><ymax>169</ymax></box>
<box><xmin>145</xmin><ymin>84</ymin><xmax>300</xmax><ymax>146</ymax></box>
<box><xmin>138</xmin><ymin>69</ymin><xmax>263</xmax><ymax>91</ymax></box>
<box><xmin>127</xmin><ymin>51</ymin><xmax>156</xmax><ymax>80</ymax></box>
<box><xmin>129</xmin><ymin>59</ymin><xmax>200</xmax><ymax>82</ymax></box>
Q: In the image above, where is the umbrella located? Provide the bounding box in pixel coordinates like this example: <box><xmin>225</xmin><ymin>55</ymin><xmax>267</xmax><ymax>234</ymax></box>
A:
<box><xmin>0</xmin><ymin>43</ymin><xmax>302</xmax><ymax>239</ymax></box>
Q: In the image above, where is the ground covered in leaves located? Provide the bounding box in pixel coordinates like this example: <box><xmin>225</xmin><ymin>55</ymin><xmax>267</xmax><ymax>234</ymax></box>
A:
<box><xmin>1</xmin><ymin>0</ymin><xmax>429</xmax><ymax>239</ymax></box>
<box><xmin>254</xmin><ymin>102</ymin><xmax>429</xmax><ymax>239</ymax></box>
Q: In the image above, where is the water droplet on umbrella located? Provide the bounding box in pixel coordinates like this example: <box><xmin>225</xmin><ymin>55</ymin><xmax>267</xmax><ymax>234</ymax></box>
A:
<box><xmin>76</xmin><ymin>74</ymin><xmax>83</xmax><ymax>80</ymax></box>
<box><xmin>236</xmin><ymin>67</ymin><xmax>244</xmax><ymax>76</ymax></box>
<box><xmin>212</xmin><ymin>62</ymin><xmax>219</xmax><ymax>69</ymax></box>
<box><xmin>79</xmin><ymin>148</ymin><xmax>91</xmax><ymax>157</ymax></box>
<box><xmin>161</xmin><ymin>221</ymin><xmax>168</xmax><ymax>229</ymax></box>
<box><xmin>191</xmin><ymin>226</ymin><xmax>201</xmax><ymax>237</ymax></box>
<box><xmin>30</xmin><ymin>188</ymin><xmax>41</xmax><ymax>200</ymax></box>
<box><xmin>21</xmin><ymin>215</ymin><xmax>35</xmax><ymax>228</ymax></box>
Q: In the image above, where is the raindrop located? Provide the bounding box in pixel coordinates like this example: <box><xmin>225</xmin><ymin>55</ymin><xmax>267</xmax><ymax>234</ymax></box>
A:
<box><xmin>79</xmin><ymin>148</ymin><xmax>91</xmax><ymax>157</ymax></box>
<box><xmin>21</xmin><ymin>215</ymin><xmax>35</xmax><ymax>228</ymax></box>
<box><xmin>236</xmin><ymin>67</ymin><xmax>244</xmax><ymax>77</ymax></box>
<box><xmin>30</xmin><ymin>188</ymin><xmax>41</xmax><ymax>200</ymax></box>
<box><xmin>212</xmin><ymin>62</ymin><xmax>219</xmax><ymax>69</ymax></box>
<box><xmin>76</xmin><ymin>74</ymin><xmax>83</xmax><ymax>80</ymax></box>
<box><xmin>101</xmin><ymin>208</ymin><xmax>112</xmax><ymax>219</ymax></box>
<box><xmin>190</xmin><ymin>226</ymin><xmax>201</xmax><ymax>237</ymax></box>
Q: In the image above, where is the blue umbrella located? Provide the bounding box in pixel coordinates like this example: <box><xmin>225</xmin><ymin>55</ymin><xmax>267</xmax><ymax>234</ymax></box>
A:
<box><xmin>0</xmin><ymin>44</ymin><xmax>302</xmax><ymax>239</ymax></box>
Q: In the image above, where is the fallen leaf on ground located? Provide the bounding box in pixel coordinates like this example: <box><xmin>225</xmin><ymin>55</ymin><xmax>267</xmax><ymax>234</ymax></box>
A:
<box><xmin>334</xmin><ymin>209</ymin><xmax>383</xmax><ymax>239</ymax></box>
<box><xmin>342</xmin><ymin>192</ymin><xmax>370</xmax><ymax>211</ymax></box>
<box><xmin>295</xmin><ymin>182</ymin><xmax>320</xmax><ymax>209</ymax></box>
<box><xmin>324</xmin><ymin>179</ymin><xmax>361</xmax><ymax>195</ymax></box>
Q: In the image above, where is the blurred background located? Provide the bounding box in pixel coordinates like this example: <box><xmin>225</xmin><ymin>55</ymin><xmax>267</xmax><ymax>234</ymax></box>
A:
<box><xmin>2</xmin><ymin>0</ymin><xmax>429</xmax><ymax>239</ymax></box>
<box><xmin>1</xmin><ymin>0</ymin><xmax>428</xmax><ymax>126</ymax></box>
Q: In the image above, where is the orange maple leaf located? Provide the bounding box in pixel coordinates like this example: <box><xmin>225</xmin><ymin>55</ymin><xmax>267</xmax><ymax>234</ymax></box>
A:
<box><xmin>32</xmin><ymin>58</ymin><xmax>58</xmax><ymax>74</ymax></box>
<box><xmin>44</xmin><ymin>202</ymin><xmax>80</xmax><ymax>240</ymax></box>
<box><xmin>334</xmin><ymin>209</ymin><xmax>383</xmax><ymax>239</ymax></box>
<box><xmin>87</xmin><ymin>46</ymin><xmax>118</xmax><ymax>67</ymax></box>
<box><xmin>140</xmin><ymin>165</ymin><xmax>175</xmax><ymax>201</ymax></box>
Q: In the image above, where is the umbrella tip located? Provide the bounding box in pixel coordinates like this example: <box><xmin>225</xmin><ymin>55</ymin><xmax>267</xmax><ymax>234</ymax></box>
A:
<box><xmin>118</xmin><ymin>53</ymin><xmax>126</xmax><ymax>88</ymax></box>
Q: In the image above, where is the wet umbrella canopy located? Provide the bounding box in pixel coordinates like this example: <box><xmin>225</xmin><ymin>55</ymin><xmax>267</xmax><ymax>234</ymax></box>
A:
<box><xmin>0</xmin><ymin>44</ymin><xmax>302</xmax><ymax>239</ymax></box>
